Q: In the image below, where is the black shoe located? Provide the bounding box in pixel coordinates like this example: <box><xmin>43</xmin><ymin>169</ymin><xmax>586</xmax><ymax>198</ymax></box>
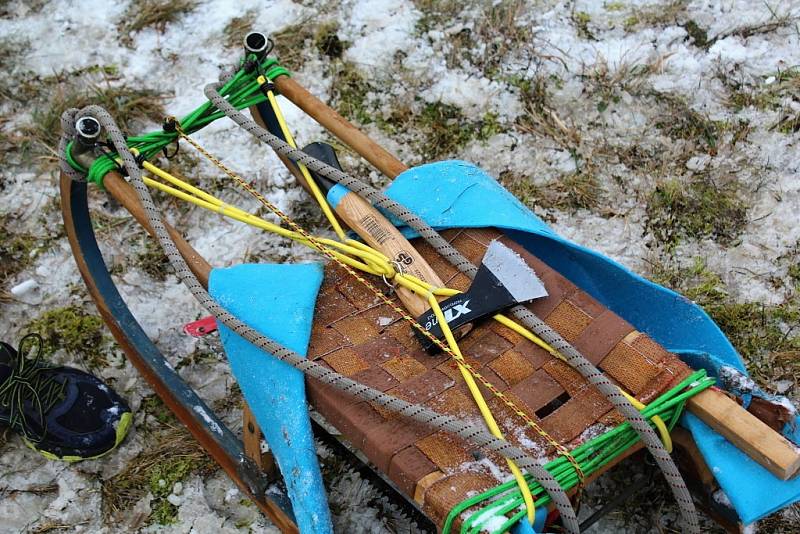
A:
<box><xmin>0</xmin><ymin>333</ymin><xmax>132</xmax><ymax>461</ymax></box>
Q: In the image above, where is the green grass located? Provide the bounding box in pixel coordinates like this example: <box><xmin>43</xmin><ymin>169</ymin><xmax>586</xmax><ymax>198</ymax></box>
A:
<box><xmin>645</xmin><ymin>175</ymin><xmax>748</xmax><ymax>249</ymax></box>
<box><xmin>620</xmin><ymin>1</ymin><xmax>688</xmax><ymax>33</ymax></box>
<box><xmin>413</xmin><ymin>102</ymin><xmax>501</xmax><ymax>160</ymax></box>
<box><xmin>650</xmin><ymin>91</ymin><xmax>722</xmax><ymax>152</ymax></box>
<box><xmin>413</xmin><ymin>0</ymin><xmax>463</xmax><ymax>35</ymax></box>
<box><xmin>141</xmin><ymin>395</ymin><xmax>176</xmax><ymax>427</ymax></box>
<box><xmin>329</xmin><ymin>61</ymin><xmax>374</xmax><ymax>126</ymax></box>
<box><xmin>722</xmin><ymin>67</ymin><xmax>800</xmax><ymax>119</ymax></box>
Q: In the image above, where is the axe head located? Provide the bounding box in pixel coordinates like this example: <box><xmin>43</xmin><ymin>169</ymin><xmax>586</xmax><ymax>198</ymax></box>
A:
<box><xmin>415</xmin><ymin>240</ymin><xmax>548</xmax><ymax>352</ymax></box>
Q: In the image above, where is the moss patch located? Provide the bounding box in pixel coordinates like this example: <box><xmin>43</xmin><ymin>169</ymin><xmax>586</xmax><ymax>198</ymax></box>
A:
<box><xmin>573</xmin><ymin>11</ymin><xmax>594</xmax><ymax>39</ymax></box>
<box><xmin>27</xmin><ymin>305</ymin><xmax>111</xmax><ymax>369</ymax></box>
<box><xmin>645</xmin><ymin>175</ymin><xmax>748</xmax><ymax>249</ymax></box>
<box><xmin>148</xmin><ymin>456</ymin><xmax>198</xmax><ymax>524</ymax></box>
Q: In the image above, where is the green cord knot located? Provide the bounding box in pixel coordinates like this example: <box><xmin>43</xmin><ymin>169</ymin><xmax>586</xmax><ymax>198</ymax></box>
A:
<box><xmin>64</xmin><ymin>140</ymin><xmax>117</xmax><ymax>189</ymax></box>
<box><xmin>64</xmin><ymin>56</ymin><xmax>291</xmax><ymax>189</ymax></box>
<box><xmin>443</xmin><ymin>369</ymin><xmax>715</xmax><ymax>534</ymax></box>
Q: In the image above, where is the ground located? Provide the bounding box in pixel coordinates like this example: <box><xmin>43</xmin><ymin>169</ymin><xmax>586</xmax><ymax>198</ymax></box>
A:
<box><xmin>1</xmin><ymin>0</ymin><xmax>799</xmax><ymax>532</ymax></box>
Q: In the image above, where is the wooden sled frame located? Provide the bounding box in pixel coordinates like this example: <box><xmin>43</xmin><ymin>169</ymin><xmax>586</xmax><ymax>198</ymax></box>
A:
<box><xmin>59</xmin><ymin>72</ymin><xmax>791</xmax><ymax>533</ymax></box>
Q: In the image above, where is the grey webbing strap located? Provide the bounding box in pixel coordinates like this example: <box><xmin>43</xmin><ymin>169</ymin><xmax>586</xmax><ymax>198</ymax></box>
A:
<box><xmin>58</xmin><ymin>105</ymin><xmax>580</xmax><ymax>533</ymax></box>
<box><xmin>202</xmin><ymin>78</ymin><xmax>699</xmax><ymax>533</ymax></box>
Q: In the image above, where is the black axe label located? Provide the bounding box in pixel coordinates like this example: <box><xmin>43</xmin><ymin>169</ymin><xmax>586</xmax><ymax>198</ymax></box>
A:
<box><xmin>415</xmin><ymin>240</ymin><xmax>547</xmax><ymax>353</ymax></box>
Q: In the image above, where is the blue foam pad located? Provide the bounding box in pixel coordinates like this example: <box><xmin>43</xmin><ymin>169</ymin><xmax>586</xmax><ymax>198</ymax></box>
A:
<box><xmin>210</xmin><ymin>263</ymin><xmax>332</xmax><ymax>534</ymax></box>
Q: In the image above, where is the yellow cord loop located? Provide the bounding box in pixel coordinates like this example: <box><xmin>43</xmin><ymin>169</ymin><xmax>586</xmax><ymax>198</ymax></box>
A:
<box><xmin>258</xmin><ymin>77</ymin><xmax>347</xmax><ymax>240</ymax></box>
<box><xmin>425</xmin><ymin>289</ymin><xmax>537</xmax><ymax>524</ymax></box>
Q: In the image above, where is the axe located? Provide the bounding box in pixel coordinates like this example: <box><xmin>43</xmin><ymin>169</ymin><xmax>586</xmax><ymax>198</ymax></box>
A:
<box><xmin>299</xmin><ymin>143</ymin><xmax>549</xmax><ymax>339</ymax></box>
<box><xmin>414</xmin><ymin>239</ymin><xmax>548</xmax><ymax>352</ymax></box>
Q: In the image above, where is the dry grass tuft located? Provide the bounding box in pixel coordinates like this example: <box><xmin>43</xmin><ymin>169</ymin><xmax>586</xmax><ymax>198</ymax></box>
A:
<box><xmin>271</xmin><ymin>21</ymin><xmax>316</xmax><ymax>71</ymax></box>
<box><xmin>500</xmin><ymin>169</ymin><xmax>603</xmax><ymax>214</ymax></box>
<box><xmin>645</xmin><ymin>175</ymin><xmax>748</xmax><ymax>249</ymax></box>
<box><xmin>650</xmin><ymin>91</ymin><xmax>722</xmax><ymax>154</ymax></box>
<box><xmin>222</xmin><ymin>11</ymin><xmax>256</xmax><ymax>50</ymax></box>
<box><xmin>102</xmin><ymin>426</ymin><xmax>215</xmax><ymax>524</ymax></box>
<box><xmin>621</xmin><ymin>1</ymin><xmax>688</xmax><ymax>33</ymax></box>
<box><xmin>117</xmin><ymin>0</ymin><xmax>197</xmax><ymax>43</ymax></box>
<box><xmin>706</xmin><ymin>14</ymin><xmax>798</xmax><ymax>49</ymax></box>
<box><xmin>416</xmin><ymin>0</ymin><xmax>533</xmax><ymax>77</ymax></box>
<box><xmin>18</xmin><ymin>73</ymin><xmax>166</xmax><ymax>169</ymax></box>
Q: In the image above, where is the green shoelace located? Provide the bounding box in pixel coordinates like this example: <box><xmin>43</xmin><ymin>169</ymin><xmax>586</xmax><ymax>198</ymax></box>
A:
<box><xmin>0</xmin><ymin>333</ymin><xmax>67</xmax><ymax>443</ymax></box>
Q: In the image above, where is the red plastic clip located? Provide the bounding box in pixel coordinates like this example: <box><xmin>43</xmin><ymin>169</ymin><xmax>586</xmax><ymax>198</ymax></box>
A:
<box><xmin>184</xmin><ymin>316</ymin><xmax>218</xmax><ymax>337</ymax></box>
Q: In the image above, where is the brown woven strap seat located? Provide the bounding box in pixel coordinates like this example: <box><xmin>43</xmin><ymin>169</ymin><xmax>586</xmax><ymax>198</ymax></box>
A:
<box><xmin>305</xmin><ymin>228</ymin><xmax>691</xmax><ymax>529</ymax></box>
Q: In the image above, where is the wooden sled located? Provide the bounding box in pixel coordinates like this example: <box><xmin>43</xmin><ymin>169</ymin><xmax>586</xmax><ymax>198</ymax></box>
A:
<box><xmin>60</xmin><ymin>72</ymin><xmax>798</xmax><ymax>533</ymax></box>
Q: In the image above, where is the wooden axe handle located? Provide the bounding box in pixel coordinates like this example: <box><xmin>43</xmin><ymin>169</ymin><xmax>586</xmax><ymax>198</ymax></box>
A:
<box><xmin>332</xmin><ymin>190</ymin><xmax>443</xmax><ymax>317</ymax></box>
<box><xmin>248</xmin><ymin>104</ymin><xmax>442</xmax><ymax>317</ymax></box>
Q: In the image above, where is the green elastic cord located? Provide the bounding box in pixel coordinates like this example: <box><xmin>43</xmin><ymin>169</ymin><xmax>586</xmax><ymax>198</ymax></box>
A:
<box><xmin>443</xmin><ymin>370</ymin><xmax>715</xmax><ymax>534</ymax></box>
<box><xmin>64</xmin><ymin>141</ymin><xmax>86</xmax><ymax>173</ymax></box>
<box><xmin>64</xmin><ymin>56</ymin><xmax>290</xmax><ymax>186</ymax></box>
